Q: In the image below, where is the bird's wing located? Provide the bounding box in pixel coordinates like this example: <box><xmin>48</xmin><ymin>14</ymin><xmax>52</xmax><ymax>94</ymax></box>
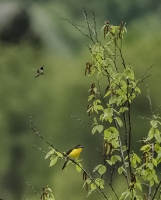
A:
<box><xmin>65</xmin><ymin>148</ymin><xmax>74</xmax><ymax>156</ymax></box>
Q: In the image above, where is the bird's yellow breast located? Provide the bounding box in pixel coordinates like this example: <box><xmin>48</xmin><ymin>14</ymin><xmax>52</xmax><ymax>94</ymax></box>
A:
<box><xmin>68</xmin><ymin>148</ymin><xmax>83</xmax><ymax>159</ymax></box>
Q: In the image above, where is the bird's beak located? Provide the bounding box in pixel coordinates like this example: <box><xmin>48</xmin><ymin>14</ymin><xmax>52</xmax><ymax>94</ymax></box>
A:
<box><xmin>80</xmin><ymin>145</ymin><xmax>84</xmax><ymax>148</ymax></box>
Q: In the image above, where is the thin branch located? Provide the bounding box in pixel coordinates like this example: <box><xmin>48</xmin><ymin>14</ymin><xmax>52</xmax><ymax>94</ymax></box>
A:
<box><xmin>122</xmin><ymin>112</ymin><xmax>128</xmax><ymax>148</ymax></box>
<box><xmin>70</xmin><ymin>115</ymin><xmax>92</xmax><ymax>125</ymax></box>
<box><xmin>148</xmin><ymin>143</ymin><xmax>154</xmax><ymax>200</ymax></box>
<box><xmin>146</xmin><ymin>85</ymin><xmax>153</xmax><ymax>116</ymax></box>
<box><xmin>97</xmin><ymin>80</ymin><xmax>107</xmax><ymax>108</ymax></box>
<box><xmin>116</xmin><ymin>43</ymin><xmax>126</xmax><ymax>69</ymax></box>
<box><xmin>32</xmin><ymin>144</ymin><xmax>47</xmax><ymax>154</ymax></box>
<box><xmin>109</xmin><ymin>164</ymin><xmax>116</xmax><ymax>185</ymax></box>
<box><xmin>137</xmin><ymin>64</ymin><xmax>154</xmax><ymax>86</ymax></box>
<box><xmin>125</xmin><ymin>79</ymin><xmax>132</xmax><ymax>179</ymax></box>
<box><xmin>113</xmin><ymin>118</ymin><xmax>130</xmax><ymax>186</ymax></box>
<box><xmin>83</xmin><ymin>7</ymin><xmax>95</xmax><ymax>44</ymax></box>
<box><xmin>113</xmin><ymin>39</ymin><xmax>118</xmax><ymax>72</ymax></box>
<box><xmin>26</xmin><ymin>182</ymin><xmax>40</xmax><ymax>198</ymax></box>
<box><xmin>153</xmin><ymin>105</ymin><xmax>161</xmax><ymax>114</ymax></box>
<box><xmin>137</xmin><ymin>115</ymin><xmax>151</xmax><ymax>121</ymax></box>
<box><xmin>108</xmin><ymin>182</ymin><xmax>119</xmax><ymax>200</ymax></box>
<box><xmin>92</xmin><ymin>11</ymin><xmax>99</xmax><ymax>43</ymax></box>
<box><xmin>61</xmin><ymin>18</ymin><xmax>89</xmax><ymax>30</ymax></box>
<box><xmin>153</xmin><ymin>182</ymin><xmax>161</xmax><ymax>199</ymax></box>
<box><xmin>61</xmin><ymin>18</ymin><xmax>94</xmax><ymax>43</ymax></box>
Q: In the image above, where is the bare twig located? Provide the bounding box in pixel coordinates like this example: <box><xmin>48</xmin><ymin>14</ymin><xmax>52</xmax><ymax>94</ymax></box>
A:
<box><xmin>116</xmin><ymin>43</ymin><xmax>126</xmax><ymax>69</ymax></box>
<box><xmin>32</xmin><ymin>144</ymin><xmax>47</xmax><ymax>154</ymax></box>
<box><xmin>92</xmin><ymin>11</ymin><xmax>99</xmax><ymax>43</ymax></box>
<box><xmin>113</xmin><ymin>118</ymin><xmax>130</xmax><ymax>186</ymax></box>
<box><xmin>70</xmin><ymin>115</ymin><xmax>92</xmax><ymax>125</ymax></box>
<box><xmin>138</xmin><ymin>65</ymin><xmax>154</xmax><ymax>86</ymax></box>
<box><xmin>97</xmin><ymin>80</ymin><xmax>107</xmax><ymax>108</ymax></box>
<box><xmin>26</xmin><ymin>182</ymin><xmax>40</xmax><ymax>198</ymax></box>
<box><xmin>137</xmin><ymin>115</ymin><xmax>151</xmax><ymax>121</ymax></box>
<box><xmin>148</xmin><ymin>143</ymin><xmax>154</xmax><ymax>200</ymax></box>
<box><xmin>108</xmin><ymin>182</ymin><xmax>119</xmax><ymax>200</ymax></box>
<box><xmin>113</xmin><ymin>39</ymin><xmax>118</xmax><ymax>72</ymax></box>
<box><xmin>83</xmin><ymin>7</ymin><xmax>95</xmax><ymax>44</ymax></box>
<box><xmin>146</xmin><ymin>85</ymin><xmax>153</xmax><ymax>116</ymax></box>
<box><xmin>61</xmin><ymin>18</ymin><xmax>94</xmax><ymax>42</ymax></box>
<box><xmin>126</xmin><ymin>80</ymin><xmax>133</xmax><ymax>178</ymax></box>
<box><xmin>153</xmin><ymin>105</ymin><xmax>161</xmax><ymax>114</ymax></box>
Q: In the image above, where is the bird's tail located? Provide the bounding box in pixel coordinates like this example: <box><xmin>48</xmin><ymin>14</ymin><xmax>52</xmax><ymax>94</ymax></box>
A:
<box><xmin>62</xmin><ymin>158</ymin><xmax>69</xmax><ymax>170</ymax></box>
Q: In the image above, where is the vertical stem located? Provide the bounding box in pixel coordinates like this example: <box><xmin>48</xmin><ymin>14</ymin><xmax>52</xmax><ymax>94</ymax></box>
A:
<box><xmin>148</xmin><ymin>143</ymin><xmax>154</xmax><ymax>200</ymax></box>
<box><xmin>114</xmin><ymin>119</ymin><xmax>130</xmax><ymax>186</ymax></box>
<box><xmin>113</xmin><ymin>39</ymin><xmax>118</xmax><ymax>72</ymax></box>
<box><xmin>127</xmin><ymin>100</ymin><xmax>132</xmax><ymax>176</ymax></box>
<box><xmin>122</xmin><ymin>112</ymin><xmax>128</xmax><ymax>148</ymax></box>
<box><xmin>152</xmin><ymin>180</ymin><xmax>161</xmax><ymax>200</ymax></box>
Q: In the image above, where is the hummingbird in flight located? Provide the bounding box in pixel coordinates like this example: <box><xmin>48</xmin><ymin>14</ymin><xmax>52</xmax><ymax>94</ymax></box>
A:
<box><xmin>32</xmin><ymin>66</ymin><xmax>45</xmax><ymax>78</ymax></box>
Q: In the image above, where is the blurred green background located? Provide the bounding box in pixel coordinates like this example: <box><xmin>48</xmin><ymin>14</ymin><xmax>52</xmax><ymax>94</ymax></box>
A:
<box><xmin>0</xmin><ymin>0</ymin><xmax>161</xmax><ymax>199</ymax></box>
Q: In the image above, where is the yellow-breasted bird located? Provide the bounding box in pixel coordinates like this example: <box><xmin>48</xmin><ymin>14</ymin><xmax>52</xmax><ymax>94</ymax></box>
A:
<box><xmin>62</xmin><ymin>144</ymin><xmax>84</xmax><ymax>170</ymax></box>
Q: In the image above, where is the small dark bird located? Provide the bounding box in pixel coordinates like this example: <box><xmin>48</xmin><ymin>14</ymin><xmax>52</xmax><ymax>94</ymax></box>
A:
<box><xmin>32</xmin><ymin>66</ymin><xmax>44</xmax><ymax>78</ymax></box>
<box><xmin>62</xmin><ymin>144</ymin><xmax>84</xmax><ymax>170</ymax></box>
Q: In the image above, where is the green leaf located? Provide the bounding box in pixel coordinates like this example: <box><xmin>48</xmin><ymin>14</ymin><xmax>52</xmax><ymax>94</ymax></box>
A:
<box><xmin>92</xmin><ymin>125</ymin><xmax>103</xmax><ymax>134</ymax></box>
<box><xmin>95</xmin><ymin>178</ymin><xmax>104</xmax><ymax>189</ymax></box>
<box><xmin>109</xmin><ymin>95</ymin><xmax>117</xmax><ymax>105</ymax></box>
<box><xmin>45</xmin><ymin>148</ymin><xmax>55</xmax><ymax>159</ymax></box>
<box><xmin>150</xmin><ymin>120</ymin><xmax>158</xmax><ymax>128</ymax></box>
<box><xmin>88</xmin><ymin>94</ymin><xmax>95</xmax><ymax>101</ymax></box>
<box><xmin>104</xmin><ymin>90</ymin><xmax>111</xmax><ymax>97</ymax></box>
<box><xmin>147</xmin><ymin>127</ymin><xmax>155</xmax><ymax>140</ymax></box>
<box><xmin>148</xmin><ymin>163</ymin><xmax>153</xmax><ymax>170</ymax></box>
<box><xmin>153</xmin><ymin>174</ymin><xmax>159</xmax><ymax>184</ymax></box>
<box><xmin>154</xmin><ymin>142</ymin><xmax>161</xmax><ymax>152</ymax></box>
<box><xmin>101</xmin><ymin>107</ymin><xmax>113</xmax><ymax>122</ymax></box>
<box><xmin>133</xmin><ymin>153</ymin><xmax>141</xmax><ymax>163</ymax></box>
<box><xmin>119</xmin><ymin>190</ymin><xmax>130</xmax><ymax>200</ymax></box>
<box><xmin>118</xmin><ymin>107</ymin><xmax>128</xmax><ymax>113</ymax></box>
<box><xmin>140</xmin><ymin>144</ymin><xmax>151</xmax><ymax>152</ymax></box>
<box><xmin>150</xmin><ymin>179</ymin><xmax>154</xmax><ymax>186</ymax></box>
<box><xmin>109</xmin><ymin>127</ymin><xmax>119</xmax><ymax>137</ymax></box>
<box><xmin>106</xmin><ymin>160</ymin><xmax>113</xmax><ymax>165</ymax></box>
<box><xmin>113</xmin><ymin>73</ymin><xmax>122</xmax><ymax>84</ymax></box>
<box><xmin>76</xmin><ymin>163</ymin><xmax>82</xmax><ymax>172</ymax></box>
<box><xmin>115</xmin><ymin>117</ymin><xmax>123</xmax><ymax>127</ymax></box>
<box><xmin>123</xmin><ymin>67</ymin><xmax>134</xmax><ymax>80</ymax></box>
<box><xmin>118</xmin><ymin>167</ymin><xmax>123</xmax><ymax>174</ymax></box>
<box><xmin>111</xmin><ymin>155</ymin><xmax>118</xmax><ymax>164</ymax></box>
<box><xmin>134</xmin><ymin>87</ymin><xmax>141</xmax><ymax>94</ymax></box>
<box><xmin>98</xmin><ymin>165</ymin><xmax>106</xmax><ymax>175</ymax></box>
<box><xmin>115</xmin><ymin>155</ymin><xmax>121</xmax><ymax>162</ymax></box>
<box><xmin>93</xmin><ymin>164</ymin><xmax>101</xmax><ymax>173</ymax></box>
<box><xmin>49</xmin><ymin>156</ymin><xmax>58</xmax><ymax>167</ymax></box>
<box><xmin>152</xmin><ymin>158</ymin><xmax>157</xmax><ymax>167</ymax></box>
<box><xmin>104</xmin><ymin>129</ymin><xmax>111</xmax><ymax>139</ymax></box>
<box><xmin>92</xmin><ymin>126</ymin><xmax>97</xmax><ymax>134</ymax></box>
<box><xmin>82</xmin><ymin>178</ymin><xmax>91</xmax><ymax>188</ymax></box>
<box><xmin>96</xmin><ymin>125</ymin><xmax>104</xmax><ymax>133</ymax></box>
<box><xmin>90</xmin><ymin>183</ymin><xmax>96</xmax><ymax>190</ymax></box>
<box><xmin>93</xmin><ymin>100</ymin><xmax>103</xmax><ymax>113</ymax></box>
<box><xmin>135</xmin><ymin>183</ymin><xmax>142</xmax><ymax>191</ymax></box>
<box><xmin>93</xmin><ymin>165</ymin><xmax>106</xmax><ymax>175</ymax></box>
<box><xmin>56</xmin><ymin>151</ymin><xmax>63</xmax><ymax>158</ymax></box>
<box><xmin>154</xmin><ymin>130</ymin><xmax>161</xmax><ymax>143</ymax></box>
